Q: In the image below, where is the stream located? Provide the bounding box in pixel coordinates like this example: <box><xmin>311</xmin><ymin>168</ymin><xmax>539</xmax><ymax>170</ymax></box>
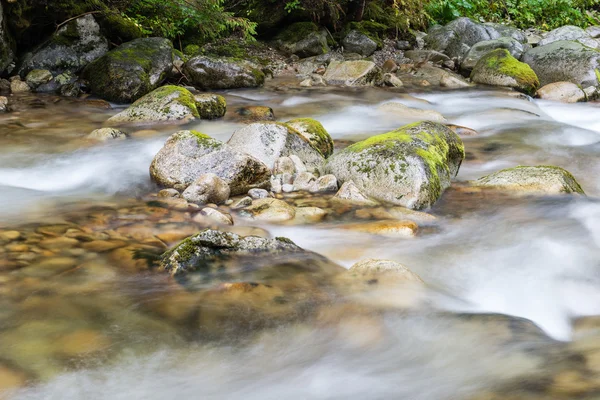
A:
<box><xmin>1</xmin><ymin>80</ymin><xmax>600</xmax><ymax>399</ymax></box>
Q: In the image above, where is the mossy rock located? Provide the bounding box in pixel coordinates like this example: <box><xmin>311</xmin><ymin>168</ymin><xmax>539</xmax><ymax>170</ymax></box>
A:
<box><xmin>235</xmin><ymin>106</ymin><xmax>275</xmax><ymax>122</ymax></box>
<box><xmin>345</xmin><ymin>21</ymin><xmax>388</xmax><ymax>48</ymax></box>
<box><xmin>470</xmin><ymin>49</ymin><xmax>539</xmax><ymax>95</ymax></box>
<box><xmin>106</xmin><ymin>85</ymin><xmax>225</xmax><ymax>125</ymax></box>
<box><xmin>183</xmin><ymin>56</ymin><xmax>265</xmax><ymax>90</ymax></box>
<box><xmin>82</xmin><ymin>37</ymin><xmax>174</xmax><ymax>103</ymax></box>
<box><xmin>325</xmin><ymin>121</ymin><xmax>465</xmax><ymax>210</ymax></box>
<box><xmin>274</xmin><ymin>22</ymin><xmax>329</xmax><ymax>58</ymax></box>
<box><xmin>17</xmin><ymin>14</ymin><xmax>108</xmax><ymax>77</ymax></box>
<box><xmin>285</xmin><ymin>118</ymin><xmax>334</xmax><ymax>158</ymax></box>
<box><xmin>97</xmin><ymin>13</ymin><xmax>142</xmax><ymax>44</ymax></box>
<box><xmin>474</xmin><ymin>165</ymin><xmax>585</xmax><ymax>195</ymax></box>
<box><xmin>195</xmin><ymin>93</ymin><xmax>226</xmax><ymax>120</ymax></box>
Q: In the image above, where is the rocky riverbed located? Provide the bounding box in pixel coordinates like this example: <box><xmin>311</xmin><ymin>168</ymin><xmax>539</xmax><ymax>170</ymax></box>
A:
<box><xmin>1</xmin><ymin>13</ymin><xmax>600</xmax><ymax>400</ymax></box>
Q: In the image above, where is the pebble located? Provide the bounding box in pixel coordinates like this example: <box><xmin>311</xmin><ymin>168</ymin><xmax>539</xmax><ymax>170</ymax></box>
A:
<box><xmin>273</xmin><ymin>156</ymin><xmax>295</xmax><ymax>175</ymax></box>
<box><xmin>196</xmin><ymin>208</ymin><xmax>234</xmax><ymax>225</ymax></box>
<box><xmin>81</xmin><ymin>240</ymin><xmax>127</xmax><ymax>253</ymax></box>
<box><xmin>289</xmin><ymin>155</ymin><xmax>307</xmax><ymax>173</ymax></box>
<box><xmin>310</xmin><ymin>175</ymin><xmax>338</xmax><ymax>193</ymax></box>
<box><xmin>248</xmin><ymin>188</ymin><xmax>269</xmax><ymax>199</ymax></box>
<box><xmin>293</xmin><ymin>172</ymin><xmax>316</xmax><ymax>191</ymax></box>
<box><xmin>56</xmin><ymin>329</ymin><xmax>111</xmax><ymax>356</ymax></box>
<box><xmin>38</xmin><ymin>237</ymin><xmax>79</xmax><ymax>250</ymax></box>
<box><xmin>282</xmin><ymin>184</ymin><xmax>295</xmax><ymax>193</ymax></box>
<box><xmin>270</xmin><ymin>175</ymin><xmax>282</xmax><ymax>193</ymax></box>
<box><xmin>341</xmin><ymin>220</ymin><xmax>418</xmax><ymax>238</ymax></box>
<box><xmin>231</xmin><ymin>196</ymin><xmax>253</xmax><ymax>209</ymax></box>
<box><xmin>157</xmin><ymin>188</ymin><xmax>181</xmax><ymax>198</ymax></box>
<box><xmin>241</xmin><ymin>198</ymin><xmax>296</xmax><ymax>222</ymax></box>
<box><xmin>293</xmin><ymin>207</ymin><xmax>328</xmax><ymax>224</ymax></box>
<box><xmin>0</xmin><ymin>231</ymin><xmax>21</xmax><ymax>241</ymax></box>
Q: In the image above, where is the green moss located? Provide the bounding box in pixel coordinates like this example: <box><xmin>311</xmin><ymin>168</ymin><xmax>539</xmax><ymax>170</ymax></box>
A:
<box><xmin>188</xmin><ymin>130</ymin><xmax>223</xmax><ymax>149</ymax></box>
<box><xmin>475</xmin><ymin>49</ymin><xmax>539</xmax><ymax>95</ymax></box>
<box><xmin>347</xmin><ymin>124</ymin><xmax>416</xmax><ymax>153</ymax></box>
<box><xmin>98</xmin><ymin>13</ymin><xmax>142</xmax><ymax>43</ymax></box>
<box><xmin>346</xmin><ymin>21</ymin><xmax>388</xmax><ymax>47</ymax></box>
<box><xmin>195</xmin><ymin>93</ymin><xmax>227</xmax><ymax>120</ymax></box>
<box><xmin>595</xmin><ymin>68</ymin><xmax>600</xmax><ymax>84</ymax></box>
<box><xmin>276</xmin><ymin>22</ymin><xmax>319</xmax><ymax>43</ymax></box>
<box><xmin>285</xmin><ymin>118</ymin><xmax>334</xmax><ymax>158</ymax></box>
<box><xmin>184</xmin><ymin>44</ymin><xmax>201</xmax><ymax>56</ymax></box>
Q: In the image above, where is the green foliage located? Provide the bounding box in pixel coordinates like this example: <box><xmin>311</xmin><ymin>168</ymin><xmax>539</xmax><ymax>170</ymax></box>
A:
<box><xmin>426</xmin><ymin>0</ymin><xmax>600</xmax><ymax>29</ymax></box>
<box><xmin>124</xmin><ymin>0</ymin><xmax>256</xmax><ymax>42</ymax></box>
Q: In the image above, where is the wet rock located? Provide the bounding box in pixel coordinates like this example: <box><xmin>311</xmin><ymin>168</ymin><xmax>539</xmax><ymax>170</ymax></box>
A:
<box><xmin>538</xmin><ymin>25</ymin><xmax>591</xmax><ymax>47</ymax></box>
<box><xmin>521</xmin><ymin>40</ymin><xmax>600</xmax><ymax>87</ymax></box>
<box><xmin>383</xmin><ymin>73</ymin><xmax>403</xmax><ymax>88</ymax></box>
<box><xmin>378</xmin><ymin>102</ymin><xmax>447</xmax><ymax>123</ymax></box>
<box><xmin>10</xmin><ymin>78</ymin><xmax>30</xmax><ymax>93</ymax></box>
<box><xmin>194</xmin><ymin>93</ymin><xmax>227</xmax><ymax>120</ymax></box>
<box><xmin>471</xmin><ymin>49</ymin><xmax>539</xmax><ymax>95</ymax></box>
<box><xmin>293</xmin><ymin>171</ymin><xmax>317</xmax><ymax>191</ymax></box>
<box><xmin>248</xmin><ymin>188</ymin><xmax>269</xmax><ymax>199</ymax></box>
<box><xmin>240</xmin><ymin>198</ymin><xmax>296</xmax><ymax>222</ymax></box>
<box><xmin>332</xmin><ymin>181</ymin><xmax>379</xmax><ymax>206</ymax></box>
<box><xmin>285</xmin><ymin>118</ymin><xmax>334</xmax><ymax>158</ymax></box>
<box><xmin>382</xmin><ymin>59</ymin><xmax>398</xmax><ymax>73</ymax></box>
<box><xmin>349</xmin><ymin>259</ymin><xmax>424</xmax><ymax>283</ymax></box>
<box><xmin>81</xmin><ymin>240</ymin><xmax>127</xmax><ymax>252</ymax></box>
<box><xmin>0</xmin><ymin>365</ymin><xmax>27</xmax><ymax>392</ymax></box>
<box><xmin>106</xmin><ymin>85</ymin><xmax>225</xmax><ymax>125</ymax></box>
<box><xmin>196</xmin><ymin>208</ymin><xmax>233</xmax><ymax>225</ymax></box>
<box><xmin>182</xmin><ymin>173</ymin><xmax>230</xmax><ymax>205</ymax></box>
<box><xmin>425</xmin><ymin>17</ymin><xmax>501</xmax><ymax>60</ymax></box>
<box><xmin>150</xmin><ymin>130</ymin><xmax>270</xmax><ymax>195</ymax></box>
<box><xmin>0</xmin><ymin>231</ymin><xmax>21</xmax><ymax>242</ymax></box>
<box><xmin>310</xmin><ymin>174</ymin><xmax>338</xmax><ymax>193</ymax></box>
<box><xmin>293</xmin><ymin>207</ymin><xmax>327</xmax><ymax>224</ymax></box>
<box><xmin>56</xmin><ymin>329</ymin><xmax>110</xmax><ymax>356</ymax></box>
<box><xmin>474</xmin><ymin>165</ymin><xmax>585</xmax><ymax>195</ymax></box>
<box><xmin>159</xmin><ymin>229</ymin><xmax>343</xmax><ymax>278</ymax></box>
<box><xmin>404</xmin><ymin>50</ymin><xmax>450</xmax><ymax>64</ymax></box>
<box><xmin>461</xmin><ymin>37</ymin><xmax>525</xmax><ymax>74</ymax></box>
<box><xmin>343</xmin><ymin>30</ymin><xmax>378</xmax><ymax>57</ymax></box>
<box><xmin>341</xmin><ymin>220</ymin><xmax>418</xmax><ymax>238</ymax></box>
<box><xmin>326</xmin><ymin>121</ymin><xmax>464</xmax><ymax>209</ymax></box>
<box><xmin>227</xmin><ymin>122</ymin><xmax>325</xmax><ymax>172</ymax></box>
<box><xmin>275</xmin><ymin>22</ymin><xmax>329</xmax><ymax>58</ymax></box>
<box><xmin>0</xmin><ymin>96</ymin><xmax>7</xmax><ymax>112</ymax></box>
<box><xmin>157</xmin><ymin>188</ymin><xmax>181</xmax><ymax>198</ymax></box>
<box><xmin>83</xmin><ymin>37</ymin><xmax>174</xmax><ymax>103</ymax></box>
<box><xmin>399</xmin><ymin>65</ymin><xmax>464</xmax><ymax>87</ymax></box>
<box><xmin>25</xmin><ymin>69</ymin><xmax>53</xmax><ymax>89</ymax></box>
<box><xmin>323</xmin><ymin>60</ymin><xmax>382</xmax><ymax>86</ymax></box>
<box><xmin>87</xmin><ymin>128</ymin><xmax>128</xmax><ymax>141</ymax></box>
<box><xmin>230</xmin><ymin>196</ymin><xmax>253</xmax><ymax>209</ymax></box>
<box><xmin>355</xmin><ymin>206</ymin><xmax>436</xmax><ymax>223</ymax></box>
<box><xmin>183</xmin><ymin>56</ymin><xmax>265</xmax><ymax>90</ymax></box>
<box><xmin>20</xmin><ymin>257</ymin><xmax>78</xmax><ymax>277</ymax></box>
<box><xmin>440</xmin><ymin>73</ymin><xmax>472</xmax><ymax>88</ymax></box>
<box><xmin>235</xmin><ymin>106</ymin><xmax>275</xmax><ymax>122</ymax></box>
<box><xmin>18</xmin><ymin>15</ymin><xmax>108</xmax><ymax>77</ymax></box>
<box><xmin>273</xmin><ymin>156</ymin><xmax>296</xmax><ymax>176</ymax></box>
<box><xmin>536</xmin><ymin>82</ymin><xmax>587</xmax><ymax>103</ymax></box>
<box><xmin>38</xmin><ymin>237</ymin><xmax>79</xmax><ymax>250</ymax></box>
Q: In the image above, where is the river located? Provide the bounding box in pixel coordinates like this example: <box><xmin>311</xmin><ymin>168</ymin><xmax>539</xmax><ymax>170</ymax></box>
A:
<box><xmin>1</xmin><ymin>80</ymin><xmax>600</xmax><ymax>399</ymax></box>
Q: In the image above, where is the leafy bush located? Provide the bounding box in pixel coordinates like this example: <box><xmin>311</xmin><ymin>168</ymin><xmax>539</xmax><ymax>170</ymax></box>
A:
<box><xmin>426</xmin><ymin>0</ymin><xmax>600</xmax><ymax>29</ymax></box>
<box><xmin>125</xmin><ymin>0</ymin><xmax>256</xmax><ymax>42</ymax></box>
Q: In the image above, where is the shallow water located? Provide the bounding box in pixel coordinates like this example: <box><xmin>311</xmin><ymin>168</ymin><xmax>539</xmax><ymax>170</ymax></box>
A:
<box><xmin>1</xmin><ymin>82</ymin><xmax>600</xmax><ymax>399</ymax></box>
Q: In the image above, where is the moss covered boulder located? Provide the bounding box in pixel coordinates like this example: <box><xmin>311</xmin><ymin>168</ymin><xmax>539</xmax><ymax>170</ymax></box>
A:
<box><xmin>160</xmin><ymin>229</ymin><xmax>343</xmax><ymax>281</ymax></box>
<box><xmin>473</xmin><ymin>165</ymin><xmax>585</xmax><ymax>195</ymax></box>
<box><xmin>470</xmin><ymin>49</ymin><xmax>539</xmax><ymax>95</ymax></box>
<box><xmin>521</xmin><ymin>40</ymin><xmax>600</xmax><ymax>87</ymax></box>
<box><xmin>274</xmin><ymin>22</ymin><xmax>329</xmax><ymax>58</ymax></box>
<box><xmin>325</xmin><ymin>121</ymin><xmax>465</xmax><ymax>210</ymax></box>
<box><xmin>461</xmin><ymin>37</ymin><xmax>525</xmax><ymax>74</ymax></box>
<box><xmin>0</xmin><ymin>2</ymin><xmax>14</xmax><ymax>76</ymax></box>
<box><xmin>323</xmin><ymin>60</ymin><xmax>382</xmax><ymax>86</ymax></box>
<box><xmin>150</xmin><ymin>130</ymin><xmax>270</xmax><ymax>194</ymax></box>
<box><xmin>106</xmin><ymin>85</ymin><xmax>226</xmax><ymax>125</ymax></box>
<box><xmin>82</xmin><ymin>37</ymin><xmax>174</xmax><ymax>103</ymax></box>
<box><xmin>227</xmin><ymin>122</ymin><xmax>326</xmax><ymax>172</ymax></box>
<box><xmin>285</xmin><ymin>118</ymin><xmax>334</xmax><ymax>158</ymax></box>
<box><xmin>183</xmin><ymin>56</ymin><xmax>265</xmax><ymax>90</ymax></box>
<box><xmin>18</xmin><ymin>15</ymin><xmax>108</xmax><ymax>77</ymax></box>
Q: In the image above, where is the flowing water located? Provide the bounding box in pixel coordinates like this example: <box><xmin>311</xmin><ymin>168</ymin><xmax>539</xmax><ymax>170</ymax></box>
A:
<box><xmin>1</xmin><ymin>80</ymin><xmax>600</xmax><ymax>399</ymax></box>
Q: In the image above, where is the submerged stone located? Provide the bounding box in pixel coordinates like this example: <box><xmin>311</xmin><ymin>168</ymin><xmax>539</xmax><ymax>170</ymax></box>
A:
<box><xmin>326</xmin><ymin>121</ymin><xmax>464</xmax><ymax>209</ymax></box>
<box><xmin>474</xmin><ymin>165</ymin><xmax>585</xmax><ymax>195</ymax></box>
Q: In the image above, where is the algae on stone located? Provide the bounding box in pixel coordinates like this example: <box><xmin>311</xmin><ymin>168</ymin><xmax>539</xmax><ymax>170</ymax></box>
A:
<box><xmin>285</xmin><ymin>118</ymin><xmax>334</xmax><ymax>158</ymax></box>
<box><xmin>326</xmin><ymin>121</ymin><xmax>465</xmax><ymax>210</ymax></box>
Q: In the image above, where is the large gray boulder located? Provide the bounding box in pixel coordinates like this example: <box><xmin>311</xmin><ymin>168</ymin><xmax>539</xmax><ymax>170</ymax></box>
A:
<box><xmin>0</xmin><ymin>2</ymin><xmax>14</xmax><ymax>76</ymax></box>
<box><xmin>521</xmin><ymin>40</ymin><xmax>600</xmax><ymax>87</ymax></box>
<box><xmin>538</xmin><ymin>25</ymin><xmax>591</xmax><ymax>47</ymax></box>
<box><xmin>343</xmin><ymin>30</ymin><xmax>378</xmax><ymax>57</ymax></box>
<box><xmin>325</xmin><ymin>121</ymin><xmax>465</xmax><ymax>210</ymax></box>
<box><xmin>82</xmin><ymin>37</ymin><xmax>174</xmax><ymax>103</ymax></box>
<box><xmin>183</xmin><ymin>56</ymin><xmax>265</xmax><ymax>90</ymax></box>
<box><xmin>323</xmin><ymin>60</ymin><xmax>382</xmax><ymax>86</ymax></box>
<box><xmin>18</xmin><ymin>15</ymin><xmax>108</xmax><ymax>77</ymax></box>
<box><xmin>461</xmin><ymin>37</ymin><xmax>524</xmax><ymax>73</ymax></box>
<box><xmin>106</xmin><ymin>85</ymin><xmax>226</xmax><ymax>125</ymax></box>
<box><xmin>483</xmin><ymin>23</ymin><xmax>527</xmax><ymax>44</ymax></box>
<box><xmin>473</xmin><ymin>165</ymin><xmax>585</xmax><ymax>195</ymax></box>
<box><xmin>425</xmin><ymin>18</ymin><xmax>501</xmax><ymax>60</ymax></box>
<box><xmin>227</xmin><ymin>122</ymin><xmax>326</xmax><ymax>172</ymax></box>
<box><xmin>274</xmin><ymin>22</ymin><xmax>329</xmax><ymax>58</ymax></box>
<box><xmin>150</xmin><ymin>130</ymin><xmax>270</xmax><ymax>194</ymax></box>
